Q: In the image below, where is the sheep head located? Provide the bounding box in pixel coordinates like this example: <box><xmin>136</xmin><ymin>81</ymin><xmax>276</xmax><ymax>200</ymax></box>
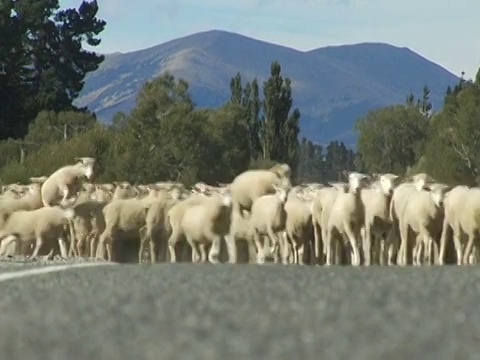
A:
<box><xmin>424</xmin><ymin>183</ymin><xmax>452</xmax><ymax>207</ymax></box>
<box><xmin>74</xmin><ymin>157</ymin><xmax>96</xmax><ymax>180</ymax></box>
<box><xmin>272</xmin><ymin>184</ymin><xmax>289</xmax><ymax>204</ymax></box>
<box><xmin>378</xmin><ymin>173</ymin><xmax>399</xmax><ymax>196</ymax></box>
<box><xmin>347</xmin><ymin>172</ymin><xmax>370</xmax><ymax>194</ymax></box>
<box><xmin>409</xmin><ymin>173</ymin><xmax>434</xmax><ymax>191</ymax></box>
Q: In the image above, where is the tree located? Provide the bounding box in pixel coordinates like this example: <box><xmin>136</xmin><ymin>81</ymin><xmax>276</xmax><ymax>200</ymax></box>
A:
<box><xmin>25</xmin><ymin>110</ymin><xmax>96</xmax><ymax>145</ymax></box>
<box><xmin>0</xmin><ymin>0</ymin><xmax>106</xmax><ymax>140</ymax></box>
<box><xmin>356</xmin><ymin>105</ymin><xmax>428</xmax><ymax>174</ymax></box>
<box><xmin>323</xmin><ymin>141</ymin><xmax>356</xmax><ymax>181</ymax></box>
<box><xmin>261</xmin><ymin>62</ymin><xmax>300</xmax><ymax>173</ymax></box>
<box><xmin>421</xmin><ymin>73</ymin><xmax>480</xmax><ymax>184</ymax></box>
<box><xmin>297</xmin><ymin>137</ymin><xmax>324</xmax><ymax>182</ymax></box>
<box><xmin>229</xmin><ymin>73</ymin><xmax>262</xmax><ymax>159</ymax></box>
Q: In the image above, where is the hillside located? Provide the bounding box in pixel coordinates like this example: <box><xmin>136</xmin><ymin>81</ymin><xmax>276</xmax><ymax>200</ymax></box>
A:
<box><xmin>76</xmin><ymin>30</ymin><xmax>459</xmax><ymax>146</ymax></box>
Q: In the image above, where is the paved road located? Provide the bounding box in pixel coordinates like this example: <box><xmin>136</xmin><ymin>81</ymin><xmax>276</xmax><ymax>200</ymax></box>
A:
<box><xmin>0</xmin><ymin>260</ymin><xmax>479</xmax><ymax>360</ymax></box>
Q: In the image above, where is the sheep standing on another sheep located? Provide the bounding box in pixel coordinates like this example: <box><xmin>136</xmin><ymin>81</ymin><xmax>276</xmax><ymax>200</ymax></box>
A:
<box><xmin>41</xmin><ymin>157</ymin><xmax>96</xmax><ymax>207</ymax></box>
<box><xmin>227</xmin><ymin>163</ymin><xmax>291</xmax><ymax>263</ymax></box>
<box><xmin>325</xmin><ymin>172</ymin><xmax>370</xmax><ymax>266</ymax></box>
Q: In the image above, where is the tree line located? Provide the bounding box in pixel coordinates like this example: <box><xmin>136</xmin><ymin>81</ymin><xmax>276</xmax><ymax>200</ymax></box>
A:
<box><xmin>1</xmin><ymin>0</ymin><xmax>479</xmax><ymax>186</ymax></box>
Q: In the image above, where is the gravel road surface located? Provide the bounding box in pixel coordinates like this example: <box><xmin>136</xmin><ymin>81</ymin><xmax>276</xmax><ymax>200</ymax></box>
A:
<box><xmin>0</xmin><ymin>260</ymin><xmax>479</xmax><ymax>360</ymax></box>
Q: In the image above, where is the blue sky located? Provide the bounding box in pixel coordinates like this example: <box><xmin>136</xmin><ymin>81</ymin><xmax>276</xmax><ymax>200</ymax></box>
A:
<box><xmin>60</xmin><ymin>0</ymin><xmax>479</xmax><ymax>79</ymax></box>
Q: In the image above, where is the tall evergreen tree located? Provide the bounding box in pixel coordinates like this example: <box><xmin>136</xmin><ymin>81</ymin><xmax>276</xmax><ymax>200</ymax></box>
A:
<box><xmin>0</xmin><ymin>0</ymin><xmax>106</xmax><ymax>140</ymax></box>
<box><xmin>260</xmin><ymin>62</ymin><xmax>300</xmax><ymax>172</ymax></box>
<box><xmin>229</xmin><ymin>73</ymin><xmax>262</xmax><ymax>159</ymax></box>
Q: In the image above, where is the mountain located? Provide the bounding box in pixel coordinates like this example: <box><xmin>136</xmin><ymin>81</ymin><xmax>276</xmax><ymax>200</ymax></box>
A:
<box><xmin>76</xmin><ymin>29</ymin><xmax>459</xmax><ymax>147</ymax></box>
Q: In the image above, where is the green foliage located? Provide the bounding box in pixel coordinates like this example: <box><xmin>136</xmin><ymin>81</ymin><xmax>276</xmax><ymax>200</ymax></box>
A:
<box><xmin>229</xmin><ymin>63</ymin><xmax>301</xmax><ymax>176</ymax></box>
<box><xmin>25</xmin><ymin>110</ymin><xmax>97</xmax><ymax>145</ymax></box>
<box><xmin>0</xmin><ymin>123</ymin><xmax>112</xmax><ymax>184</ymax></box>
<box><xmin>420</xmin><ymin>80</ymin><xmax>480</xmax><ymax>184</ymax></box>
<box><xmin>356</xmin><ymin>105</ymin><xmax>428</xmax><ymax>174</ymax></box>
<box><xmin>0</xmin><ymin>0</ymin><xmax>105</xmax><ymax>140</ymax></box>
<box><xmin>229</xmin><ymin>73</ymin><xmax>262</xmax><ymax>160</ymax></box>
<box><xmin>261</xmin><ymin>62</ymin><xmax>300</xmax><ymax>173</ymax></box>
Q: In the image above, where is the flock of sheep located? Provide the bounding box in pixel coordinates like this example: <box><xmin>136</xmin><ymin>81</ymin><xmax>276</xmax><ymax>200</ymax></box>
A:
<box><xmin>0</xmin><ymin>157</ymin><xmax>477</xmax><ymax>266</ymax></box>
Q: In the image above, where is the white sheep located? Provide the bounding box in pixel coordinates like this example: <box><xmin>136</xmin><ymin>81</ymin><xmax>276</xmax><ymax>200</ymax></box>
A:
<box><xmin>397</xmin><ymin>183</ymin><xmax>451</xmax><ymax>265</ymax></box>
<box><xmin>180</xmin><ymin>189</ymin><xmax>233</xmax><ymax>263</ymax></box>
<box><xmin>41</xmin><ymin>157</ymin><xmax>96</xmax><ymax>207</ymax></box>
<box><xmin>325</xmin><ymin>172</ymin><xmax>370</xmax><ymax>266</ymax></box>
<box><xmin>445</xmin><ymin>187</ymin><xmax>480</xmax><ymax>265</ymax></box>
<box><xmin>0</xmin><ymin>177</ymin><xmax>45</xmax><ymax>213</ymax></box>
<box><xmin>227</xmin><ymin>163</ymin><xmax>291</xmax><ymax>263</ymax></box>
<box><xmin>438</xmin><ymin>185</ymin><xmax>470</xmax><ymax>265</ymax></box>
<box><xmin>284</xmin><ymin>188</ymin><xmax>314</xmax><ymax>265</ymax></box>
<box><xmin>248</xmin><ymin>184</ymin><xmax>289</xmax><ymax>264</ymax></box>
<box><xmin>96</xmin><ymin>188</ymin><xmax>159</xmax><ymax>262</ymax></box>
<box><xmin>389</xmin><ymin>173</ymin><xmax>434</xmax><ymax>265</ymax></box>
<box><xmin>360</xmin><ymin>173</ymin><xmax>399</xmax><ymax>265</ymax></box>
<box><xmin>139</xmin><ymin>186</ymin><xmax>184</xmax><ymax>263</ymax></box>
<box><xmin>166</xmin><ymin>193</ymin><xmax>211</xmax><ymax>263</ymax></box>
<box><xmin>0</xmin><ymin>206</ymin><xmax>75</xmax><ymax>258</ymax></box>
<box><xmin>311</xmin><ymin>184</ymin><xmax>343</xmax><ymax>264</ymax></box>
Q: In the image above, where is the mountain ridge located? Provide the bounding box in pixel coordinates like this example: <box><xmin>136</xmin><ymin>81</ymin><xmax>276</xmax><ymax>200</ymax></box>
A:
<box><xmin>76</xmin><ymin>29</ymin><xmax>459</xmax><ymax>146</ymax></box>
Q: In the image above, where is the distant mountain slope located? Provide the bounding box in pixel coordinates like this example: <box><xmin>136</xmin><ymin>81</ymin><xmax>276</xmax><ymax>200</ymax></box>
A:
<box><xmin>76</xmin><ymin>30</ymin><xmax>459</xmax><ymax>146</ymax></box>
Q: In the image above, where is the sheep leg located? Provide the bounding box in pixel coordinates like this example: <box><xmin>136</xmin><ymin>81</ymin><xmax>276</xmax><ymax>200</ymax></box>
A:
<box><xmin>167</xmin><ymin>230</ymin><xmax>179</xmax><ymax>263</ymax></box>
<box><xmin>325</xmin><ymin>229</ymin><xmax>334</xmax><ymax>266</ymax></box>
<box><xmin>438</xmin><ymin>218</ymin><xmax>450</xmax><ymax>265</ymax></box>
<box><xmin>208</xmin><ymin>235</ymin><xmax>221</xmax><ymax>264</ymax></box>
<box><xmin>76</xmin><ymin>235</ymin><xmax>87</xmax><ymax>258</ymax></box>
<box><xmin>149</xmin><ymin>237</ymin><xmax>158</xmax><ymax>264</ymax></box>
<box><xmin>413</xmin><ymin>235</ymin><xmax>423</xmax><ymax>265</ymax></box>
<box><xmin>343</xmin><ymin>223</ymin><xmax>360</xmax><ymax>266</ymax></box>
<box><xmin>224</xmin><ymin>234</ymin><xmax>237</xmax><ymax>264</ymax></box>
<box><xmin>253</xmin><ymin>233</ymin><xmax>265</xmax><ymax>264</ymax></box>
<box><xmin>246</xmin><ymin>239</ymin><xmax>257</xmax><ymax>264</ymax></box>
<box><xmin>90</xmin><ymin>236</ymin><xmax>98</xmax><ymax>259</ymax></box>
<box><xmin>398</xmin><ymin>219</ymin><xmax>410</xmax><ymax>266</ymax></box>
<box><xmin>0</xmin><ymin>235</ymin><xmax>19</xmax><ymax>256</ymax></box>
<box><xmin>463</xmin><ymin>232</ymin><xmax>476</xmax><ymax>265</ymax></box>
<box><xmin>363</xmin><ymin>225</ymin><xmax>372</xmax><ymax>266</ymax></box>
<box><xmin>313</xmin><ymin>219</ymin><xmax>321</xmax><ymax>264</ymax></box>
<box><xmin>282</xmin><ymin>232</ymin><xmax>292</xmax><ymax>264</ymax></box>
<box><xmin>59</xmin><ymin>186</ymin><xmax>70</xmax><ymax>206</ymax></box>
<box><xmin>451</xmin><ymin>225</ymin><xmax>463</xmax><ymax>265</ymax></box>
<box><xmin>200</xmin><ymin>244</ymin><xmax>208</xmax><ymax>262</ymax></box>
<box><xmin>31</xmin><ymin>236</ymin><xmax>44</xmax><ymax>258</ymax></box>
<box><xmin>58</xmin><ymin>238</ymin><xmax>68</xmax><ymax>259</ymax></box>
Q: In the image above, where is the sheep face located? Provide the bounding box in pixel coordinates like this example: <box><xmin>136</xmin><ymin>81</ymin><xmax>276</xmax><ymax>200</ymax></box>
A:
<box><xmin>348</xmin><ymin>172</ymin><xmax>369</xmax><ymax>194</ymax></box>
<box><xmin>379</xmin><ymin>173</ymin><xmax>399</xmax><ymax>196</ymax></box>
<box><xmin>273</xmin><ymin>185</ymin><xmax>289</xmax><ymax>204</ymax></box>
<box><xmin>83</xmin><ymin>164</ymin><xmax>94</xmax><ymax>180</ymax></box>
<box><xmin>75</xmin><ymin>157</ymin><xmax>96</xmax><ymax>180</ymax></box>
<box><xmin>427</xmin><ymin>184</ymin><xmax>451</xmax><ymax>207</ymax></box>
<box><xmin>411</xmin><ymin>173</ymin><xmax>434</xmax><ymax>191</ymax></box>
